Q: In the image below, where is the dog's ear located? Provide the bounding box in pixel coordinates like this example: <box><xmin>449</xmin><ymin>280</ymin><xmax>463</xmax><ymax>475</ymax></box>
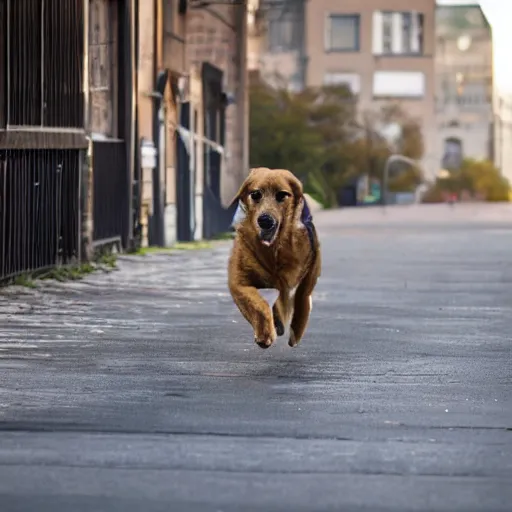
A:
<box><xmin>286</xmin><ymin>172</ymin><xmax>304</xmax><ymax>203</ymax></box>
<box><xmin>229</xmin><ymin>180</ymin><xmax>248</xmax><ymax>208</ymax></box>
<box><xmin>229</xmin><ymin>168</ymin><xmax>265</xmax><ymax>207</ymax></box>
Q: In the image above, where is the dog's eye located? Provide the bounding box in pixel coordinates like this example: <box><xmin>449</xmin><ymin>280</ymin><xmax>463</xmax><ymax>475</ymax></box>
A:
<box><xmin>250</xmin><ymin>190</ymin><xmax>262</xmax><ymax>202</ymax></box>
<box><xmin>275</xmin><ymin>191</ymin><xmax>291</xmax><ymax>203</ymax></box>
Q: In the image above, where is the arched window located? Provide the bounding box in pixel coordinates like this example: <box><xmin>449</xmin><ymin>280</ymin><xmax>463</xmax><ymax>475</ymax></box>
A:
<box><xmin>442</xmin><ymin>137</ymin><xmax>463</xmax><ymax>170</ymax></box>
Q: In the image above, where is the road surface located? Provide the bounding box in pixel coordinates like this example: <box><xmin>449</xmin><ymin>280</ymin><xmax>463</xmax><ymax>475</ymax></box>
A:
<box><xmin>0</xmin><ymin>203</ymin><xmax>511</xmax><ymax>511</ymax></box>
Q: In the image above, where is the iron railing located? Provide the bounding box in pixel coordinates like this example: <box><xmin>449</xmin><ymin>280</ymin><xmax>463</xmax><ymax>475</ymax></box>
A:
<box><xmin>4</xmin><ymin>0</ymin><xmax>84</xmax><ymax>129</ymax></box>
<box><xmin>0</xmin><ymin>149</ymin><xmax>81</xmax><ymax>282</ymax></box>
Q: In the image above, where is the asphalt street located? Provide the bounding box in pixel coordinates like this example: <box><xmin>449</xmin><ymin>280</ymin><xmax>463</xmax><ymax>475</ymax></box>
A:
<box><xmin>0</xmin><ymin>203</ymin><xmax>511</xmax><ymax>512</ymax></box>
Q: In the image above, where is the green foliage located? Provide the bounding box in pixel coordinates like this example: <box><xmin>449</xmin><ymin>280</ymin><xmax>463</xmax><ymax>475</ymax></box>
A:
<box><xmin>131</xmin><ymin>241</ymin><xmax>212</xmax><ymax>256</ymax></box>
<box><xmin>423</xmin><ymin>158</ymin><xmax>510</xmax><ymax>203</ymax></box>
<box><xmin>249</xmin><ymin>79</ymin><xmax>425</xmax><ymax>207</ymax></box>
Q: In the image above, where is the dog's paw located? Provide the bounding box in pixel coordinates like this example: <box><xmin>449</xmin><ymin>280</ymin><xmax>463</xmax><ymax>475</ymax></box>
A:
<box><xmin>254</xmin><ymin>327</ymin><xmax>277</xmax><ymax>349</ymax></box>
<box><xmin>274</xmin><ymin>317</ymin><xmax>285</xmax><ymax>337</ymax></box>
<box><xmin>288</xmin><ymin>329</ymin><xmax>300</xmax><ymax>348</ymax></box>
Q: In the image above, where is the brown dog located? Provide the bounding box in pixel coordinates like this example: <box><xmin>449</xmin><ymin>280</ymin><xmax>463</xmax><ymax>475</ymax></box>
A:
<box><xmin>228</xmin><ymin>167</ymin><xmax>321</xmax><ymax>349</ymax></box>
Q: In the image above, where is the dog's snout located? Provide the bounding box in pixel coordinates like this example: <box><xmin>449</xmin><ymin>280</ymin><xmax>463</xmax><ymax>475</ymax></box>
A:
<box><xmin>257</xmin><ymin>214</ymin><xmax>276</xmax><ymax>231</ymax></box>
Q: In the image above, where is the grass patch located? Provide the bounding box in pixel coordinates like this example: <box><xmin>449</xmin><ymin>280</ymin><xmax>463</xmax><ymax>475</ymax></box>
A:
<box><xmin>174</xmin><ymin>241</ymin><xmax>212</xmax><ymax>250</ymax></box>
<box><xmin>130</xmin><ymin>246</ymin><xmax>173</xmax><ymax>256</ymax></box>
<box><xmin>13</xmin><ymin>274</ymin><xmax>38</xmax><ymax>289</ymax></box>
<box><xmin>97</xmin><ymin>252</ymin><xmax>117</xmax><ymax>269</ymax></box>
<box><xmin>39</xmin><ymin>262</ymin><xmax>97</xmax><ymax>282</ymax></box>
<box><xmin>4</xmin><ymin>250</ymin><xmax>119</xmax><ymax>289</ymax></box>
<box><xmin>130</xmin><ymin>240</ymin><xmax>212</xmax><ymax>256</ymax></box>
<box><xmin>210</xmin><ymin>231</ymin><xmax>235</xmax><ymax>241</ymax></box>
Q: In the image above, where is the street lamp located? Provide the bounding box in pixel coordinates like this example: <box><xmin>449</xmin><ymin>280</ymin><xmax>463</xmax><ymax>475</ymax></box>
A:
<box><xmin>382</xmin><ymin>154</ymin><xmax>423</xmax><ymax>206</ymax></box>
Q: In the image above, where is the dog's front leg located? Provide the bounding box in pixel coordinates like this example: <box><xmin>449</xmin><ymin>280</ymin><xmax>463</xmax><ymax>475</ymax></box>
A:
<box><xmin>272</xmin><ymin>291</ymin><xmax>292</xmax><ymax>337</ymax></box>
<box><xmin>230</xmin><ymin>285</ymin><xmax>277</xmax><ymax>349</ymax></box>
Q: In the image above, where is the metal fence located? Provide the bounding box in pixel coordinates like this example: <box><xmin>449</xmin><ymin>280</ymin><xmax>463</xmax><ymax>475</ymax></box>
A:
<box><xmin>0</xmin><ymin>0</ymin><xmax>86</xmax><ymax>283</ymax></box>
<box><xmin>1</xmin><ymin>0</ymin><xmax>84</xmax><ymax>129</ymax></box>
<box><xmin>92</xmin><ymin>139</ymin><xmax>129</xmax><ymax>248</ymax></box>
<box><xmin>0</xmin><ymin>149</ymin><xmax>81</xmax><ymax>282</ymax></box>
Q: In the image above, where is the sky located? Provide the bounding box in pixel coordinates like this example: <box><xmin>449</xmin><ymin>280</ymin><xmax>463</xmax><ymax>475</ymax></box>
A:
<box><xmin>438</xmin><ymin>0</ymin><xmax>512</xmax><ymax>95</ymax></box>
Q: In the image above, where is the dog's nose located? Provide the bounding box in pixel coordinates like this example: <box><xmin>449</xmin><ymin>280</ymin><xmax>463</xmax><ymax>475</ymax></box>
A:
<box><xmin>257</xmin><ymin>214</ymin><xmax>276</xmax><ymax>231</ymax></box>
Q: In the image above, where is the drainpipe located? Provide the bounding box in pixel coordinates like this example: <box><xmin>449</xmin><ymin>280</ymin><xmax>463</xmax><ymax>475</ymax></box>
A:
<box><xmin>150</xmin><ymin>70</ymin><xmax>169</xmax><ymax>247</ymax></box>
<box><xmin>237</xmin><ymin>0</ymin><xmax>249</xmax><ymax>178</ymax></box>
<box><xmin>298</xmin><ymin>0</ymin><xmax>308</xmax><ymax>90</ymax></box>
<box><xmin>81</xmin><ymin>0</ymin><xmax>92</xmax><ymax>261</ymax></box>
<box><xmin>128</xmin><ymin>0</ymin><xmax>138</xmax><ymax>249</ymax></box>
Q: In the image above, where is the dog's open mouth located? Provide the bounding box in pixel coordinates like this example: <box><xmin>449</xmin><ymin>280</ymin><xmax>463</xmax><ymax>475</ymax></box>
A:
<box><xmin>259</xmin><ymin>225</ymin><xmax>279</xmax><ymax>246</ymax></box>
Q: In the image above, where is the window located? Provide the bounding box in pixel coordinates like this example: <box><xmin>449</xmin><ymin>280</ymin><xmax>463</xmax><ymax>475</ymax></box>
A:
<box><xmin>323</xmin><ymin>72</ymin><xmax>361</xmax><ymax>94</ymax></box>
<box><xmin>325</xmin><ymin>14</ymin><xmax>360</xmax><ymax>52</ymax></box>
<box><xmin>267</xmin><ymin>10</ymin><xmax>298</xmax><ymax>52</ymax></box>
<box><xmin>373</xmin><ymin>71</ymin><xmax>425</xmax><ymax>98</ymax></box>
<box><xmin>373</xmin><ymin>11</ymin><xmax>424</xmax><ymax>55</ymax></box>
<box><xmin>382</xmin><ymin>13</ymin><xmax>393</xmax><ymax>53</ymax></box>
<box><xmin>442</xmin><ymin>138</ymin><xmax>463</xmax><ymax>171</ymax></box>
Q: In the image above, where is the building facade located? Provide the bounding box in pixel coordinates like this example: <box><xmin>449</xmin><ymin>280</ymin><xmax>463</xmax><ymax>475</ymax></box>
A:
<box><xmin>435</xmin><ymin>4</ymin><xmax>494</xmax><ymax>171</ymax></box>
<box><xmin>250</xmin><ymin>0</ymin><xmax>437</xmax><ymax>178</ymax></box>
<box><xmin>495</xmin><ymin>95</ymin><xmax>512</xmax><ymax>185</ymax></box>
<box><xmin>135</xmin><ymin>0</ymin><xmax>248</xmax><ymax>246</ymax></box>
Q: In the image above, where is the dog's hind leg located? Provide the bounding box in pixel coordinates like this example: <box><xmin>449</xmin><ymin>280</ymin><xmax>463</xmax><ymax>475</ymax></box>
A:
<box><xmin>230</xmin><ymin>285</ymin><xmax>277</xmax><ymax>349</ymax></box>
<box><xmin>288</xmin><ymin>265</ymin><xmax>320</xmax><ymax>348</ymax></box>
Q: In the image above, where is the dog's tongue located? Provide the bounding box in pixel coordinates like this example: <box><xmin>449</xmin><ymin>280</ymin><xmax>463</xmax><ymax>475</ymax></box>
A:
<box><xmin>258</xmin><ymin>289</ymin><xmax>279</xmax><ymax>307</ymax></box>
<box><xmin>260</xmin><ymin>230</ymin><xmax>273</xmax><ymax>243</ymax></box>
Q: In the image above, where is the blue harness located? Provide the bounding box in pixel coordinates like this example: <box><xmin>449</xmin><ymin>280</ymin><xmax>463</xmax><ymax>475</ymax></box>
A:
<box><xmin>300</xmin><ymin>200</ymin><xmax>317</xmax><ymax>253</ymax></box>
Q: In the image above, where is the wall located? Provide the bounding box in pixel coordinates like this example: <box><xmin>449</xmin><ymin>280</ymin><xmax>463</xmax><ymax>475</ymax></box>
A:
<box><xmin>495</xmin><ymin>96</ymin><xmax>512</xmax><ymax>184</ymax></box>
<box><xmin>186</xmin><ymin>2</ymin><xmax>248</xmax><ymax>206</ymax></box>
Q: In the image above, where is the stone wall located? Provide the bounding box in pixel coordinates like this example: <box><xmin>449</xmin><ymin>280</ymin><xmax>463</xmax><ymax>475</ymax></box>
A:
<box><xmin>186</xmin><ymin>4</ymin><xmax>247</xmax><ymax>206</ymax></box>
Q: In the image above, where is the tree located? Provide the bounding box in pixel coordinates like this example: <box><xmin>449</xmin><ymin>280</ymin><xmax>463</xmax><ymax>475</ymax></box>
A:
<box><xmin>422</xmin><ymin>158</ymin><xmax>510</xmax><ymax>203</ymax></box>
<box><xmin>249</xmin><ymin>79</ymin><xmax>358</xmax><ymax>206</ymax></box>
<box><xmin>249</xmin><ymin>80</ymin><xmax>324</xmax><ymax>178</ymax></box>
<box><xmin>249</xmin><ymin>78</ymin><xmax>426</xmax><ymax>207</ymax></box>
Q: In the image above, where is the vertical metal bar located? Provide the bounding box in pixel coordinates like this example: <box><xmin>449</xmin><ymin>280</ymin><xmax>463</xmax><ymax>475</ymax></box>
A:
<box><xmin>189</xmin><ymin>105</ymin><xmax>195</xmax><ymax>240</ymax></box>
<box><xmin>41</xmin><ymin>0</ymin><xmax>45</xmax><ymax>126</ymax></box>
<box><xmin>80</xmin><ymin>0</ymin><xmax>89</xmax><ymax>261</ymax></box>
<box><xmin>127</xmin><ymin>0</ymin><xmax>136</xmax><ymax>247</ymax></box>
<box><xmin>1</xmin><ymin>155</ymin><xmax>6</xmax><ymax>278</ymax></box>
<box><xmin>6</xmin><ymin>0</ymin><xmax>9</xmax><ymax>125</ymax></box>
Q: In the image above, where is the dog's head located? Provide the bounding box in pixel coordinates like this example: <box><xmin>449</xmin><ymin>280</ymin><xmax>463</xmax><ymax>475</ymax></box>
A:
<box><xmin>230</xmin><ymin>167</ymin><xmax>304</xmax><ymax>247</ymax></box>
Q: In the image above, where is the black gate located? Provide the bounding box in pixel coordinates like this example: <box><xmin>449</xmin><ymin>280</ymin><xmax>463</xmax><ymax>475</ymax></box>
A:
<box><xmin>201</xmin><ymin>62</ymin><xmax>234</xmax><ymax>239</ymax></box>
<box><xmin>0</xmin><ymin>149</ymin><xmax>81</xmax><ymax>282</ymax></box>
<box><xmin>92</xmin><ymin>139</ymin><xmax>129</xmax><ymax>247</ymax></box>
<box><xmin>88</xmin><ymin>0</ymin><xmax>135</xmax><ymax>251</ymax></box>
<box><xmin>176</xmin><ymin>102</ymin><xmax>193</xmax><ymax>242</ymax></box>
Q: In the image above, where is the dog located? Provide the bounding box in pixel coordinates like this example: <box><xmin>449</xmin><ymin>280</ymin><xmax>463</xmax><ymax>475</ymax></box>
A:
<box><xmin>228</xmin><ymin>167</ymin><xmax>321</xmax><ymax>349</ymax></box>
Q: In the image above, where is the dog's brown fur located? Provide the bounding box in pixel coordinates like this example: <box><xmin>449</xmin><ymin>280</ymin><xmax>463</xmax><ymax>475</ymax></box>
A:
<box><xmin>228</xmin><ymin>167</ymin><xmax>321</xmax><ymax>349</ymax></box>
